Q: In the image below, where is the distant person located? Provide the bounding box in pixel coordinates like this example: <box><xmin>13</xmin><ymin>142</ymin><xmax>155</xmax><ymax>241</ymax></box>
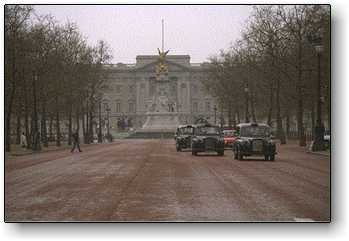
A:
<box><xmin>71</xmin><ymin>131</ymin><xmax>82</xmax><ymax>153</ymax></box>
<box><xmin>20</xmin><ymin>132</ymin><xmax>27</xmax><ymax>148</ymax></box>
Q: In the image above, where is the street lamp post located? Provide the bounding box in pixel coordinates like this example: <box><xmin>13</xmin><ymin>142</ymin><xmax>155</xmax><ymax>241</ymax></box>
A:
<box><xmin>220</xmin><ymin>105</ymin><xmax>224</xmax><ymax>128</ymax></box>
<box><xmin>32</xmin><ymin>72</ymin><xmax>41</xmax><ymax>151</ymax></box>
<box><xmin>244</xmin><ymin>84</ymin><xmax>250</xmax><ymax>123</ymax></box>
<box><xmin>98</xmin><ymin>100</ymin><xmax>102</xmax><ymax>143</ymax></box>
<box><xmin>308</xmin><ymin>33</ymin><xmax>325</xmax><ymax>151</ymax></box>
<box><xmin>106</xmin><ymin>106</ymin><xmax>111</xmax><ymax>138</ymax></box>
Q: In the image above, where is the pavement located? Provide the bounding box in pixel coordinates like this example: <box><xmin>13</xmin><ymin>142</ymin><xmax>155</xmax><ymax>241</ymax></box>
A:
<box><xmin>7</xmin><ymin>141</ymin><xmax>109</xmax><ymax>156</ymax></box>
<box><xmin>5</xmin><ymin>139</ymin><xmax>330</xmax><ymax>222</ymax></box>
<box><xmin>306</xmin><ymin>150</ymin><xmax>331</xmax><ymax>157</ymax></box>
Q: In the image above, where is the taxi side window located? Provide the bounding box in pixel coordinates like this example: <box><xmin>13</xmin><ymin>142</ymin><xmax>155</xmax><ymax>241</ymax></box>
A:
<box><xmin>235</xmin><ymin>127</ymin><xmax>240</xmax><ymax>136</ymax></box>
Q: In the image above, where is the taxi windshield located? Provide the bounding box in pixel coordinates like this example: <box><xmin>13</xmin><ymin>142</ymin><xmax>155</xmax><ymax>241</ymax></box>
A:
<box><xmin>178</xmin><ymin>127</ymin><xmax>194</xmax><ymax>135</ymax></box>
<box><xmin>195</xmin><ymin>126</ymin><xmax>221</xmax><ymax>135</ymax></box>
<box><xmin>223</xmin><ymin>130</ymin><xmax>234</xmax><ymax>137</ymax></box>
<box><xmin>240</xmin><ymin>126</ymin><xmax>270</xmax><ymax>137</ymax></box>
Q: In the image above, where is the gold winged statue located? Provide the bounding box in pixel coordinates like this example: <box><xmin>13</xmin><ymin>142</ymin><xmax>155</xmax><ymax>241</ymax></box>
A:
<box><xmin>156</xmin><ymin>48</ymin><xmax>170</xmax><ymax>79</ymax></box>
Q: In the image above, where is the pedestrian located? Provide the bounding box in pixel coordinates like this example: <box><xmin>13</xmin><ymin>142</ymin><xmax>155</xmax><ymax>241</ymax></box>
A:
<box><xmin>71</xmin><ymin>131</ymin><xmax>82</xmax><ymax>153</ymax></box>
<box><xmin>20</xmin><ymin>132</ymin><xmax>27</xmax><ymax>148</ymax></box>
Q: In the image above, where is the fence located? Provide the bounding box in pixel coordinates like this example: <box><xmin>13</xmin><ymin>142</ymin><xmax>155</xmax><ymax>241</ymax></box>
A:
<box><xmin>286</xmin><ymin>130</ymin><xmax>313</xmax><ymax>141</ymax></box>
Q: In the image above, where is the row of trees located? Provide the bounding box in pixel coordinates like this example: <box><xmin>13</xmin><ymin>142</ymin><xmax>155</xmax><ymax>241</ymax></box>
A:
<box><xmin>204</xmin><ymin>5</ymin><xmax>330</xmax><ymax>146</ymax></box>
<box><xmin>5</xmin><ymin>5</ymin><xmax>112</xmax><ymax>151</ymax></box>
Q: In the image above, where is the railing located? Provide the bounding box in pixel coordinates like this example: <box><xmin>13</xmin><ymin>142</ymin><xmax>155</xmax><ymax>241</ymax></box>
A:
<box><xmin>286</xmin><ymin>130</ymin><xmax>314</xmax><ymax>141</ymax></box>
<box><xmin>104</xmin><ymin>63</ymin><xmax>136</xmax><ymax>68</ymax></box>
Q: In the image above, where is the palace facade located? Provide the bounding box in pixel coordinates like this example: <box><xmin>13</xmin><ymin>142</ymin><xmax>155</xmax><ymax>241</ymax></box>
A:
<box><xmin>102</xmin><ymin>54</ymin><xmax>217</xmax><ymax>129</ymax></box>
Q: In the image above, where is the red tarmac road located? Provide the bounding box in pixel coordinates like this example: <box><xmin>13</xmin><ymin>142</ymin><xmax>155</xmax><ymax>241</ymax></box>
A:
<box><xmin>5</xmin><ymin>139</ymin><xmax>330</xmax><ymax>222</ymax></box>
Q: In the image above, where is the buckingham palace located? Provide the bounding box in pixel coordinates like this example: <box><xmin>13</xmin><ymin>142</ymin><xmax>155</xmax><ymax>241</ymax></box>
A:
<box><xmin>101</xmin><ymin>54</ymin><xmax>217</xmax><ymax>130</ymax></box>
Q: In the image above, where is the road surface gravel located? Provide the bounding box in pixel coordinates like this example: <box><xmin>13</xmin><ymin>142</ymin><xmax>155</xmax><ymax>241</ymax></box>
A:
<box><xmin>5</xmin><ymin>139</ymin><xmax>330</xmax><ymax>222</ymax></box>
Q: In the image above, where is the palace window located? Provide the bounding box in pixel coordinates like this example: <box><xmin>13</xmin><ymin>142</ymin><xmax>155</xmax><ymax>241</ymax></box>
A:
<box><xmin>129</xmin><ymin>102</ymin><xmax>135</xmax><ymax>113</ymax></box>
<box><xmin>103</xmin><ymin>103</ymin><xmax>108</xmax><ymax>111</ymax></box>
<box><xmin>115</xmin><ymin>85</ymin><xmax>122</xmax><ymax>93</ymax></box>
<box><xmin>115</xmin><ymin>101</ymin><xmax>121</xmax><ymax>113</ymax></box>
<box><xmin>129</xmin><ymin>85</ymin><xmax>135</xmax><ymax>94</ymax></box>
<box><xmin>170</xmin><ymin>85</ymin><xmax>176</xmax><ymax>93</ymax></box>
<box><xmin>150</xmin><ymin>83</ymin><xmax>155</xmax><ymax>96</ymax></box>
<box><xmin>193</xmin><ymin>102</ymin><xmax>198</xmax><ymax>112</ymax></box>
<box><xmin>205</xmin><ymin>101</ymin><xmax>211</xmax><ymax>112</ymax></box>
<box><xmin>170</xmin><ymin>76</ymin><xmax>178</xmax><ymax>81</ymax></box>
<box><xmin>192</xmin><ymin>84</ymin><xmax>198</xmax><ymax>94</ymax></box>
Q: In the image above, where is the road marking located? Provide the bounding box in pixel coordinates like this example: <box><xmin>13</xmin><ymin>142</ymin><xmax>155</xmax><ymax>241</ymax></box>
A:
<box><xmin>293</xmin><ymin>217</ymin><xmax>315</xmax><ymax>222</ymax></box>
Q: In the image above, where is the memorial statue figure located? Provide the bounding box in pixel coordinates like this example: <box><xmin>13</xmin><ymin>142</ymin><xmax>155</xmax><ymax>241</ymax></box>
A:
<box><xmin>156</xmin><ymin>48</ymin><xmax>170</xmax><ymax>78</ymax></box>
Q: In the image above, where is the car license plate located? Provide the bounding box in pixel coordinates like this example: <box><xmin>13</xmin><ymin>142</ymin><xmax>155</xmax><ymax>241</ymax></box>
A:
<box><xmin>252</xmin><ymin>140</ymin><xmax>263</xmax><ymax>152</ymax></box>
<box><xmin>205</xmin><ymin>139</ymin><xmax>215</xmax><ymax>149</ymax></box>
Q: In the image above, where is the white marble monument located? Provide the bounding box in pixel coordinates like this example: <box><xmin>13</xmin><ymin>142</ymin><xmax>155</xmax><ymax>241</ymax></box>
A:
<box><xmin>141</xmin><ymin>73</ymin><xmax>180</xmax><ymax>132</ymax></box>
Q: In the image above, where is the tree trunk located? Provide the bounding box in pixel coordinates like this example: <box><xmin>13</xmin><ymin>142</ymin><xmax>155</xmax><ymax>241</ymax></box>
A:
<box><xmin>41</xmin><ymin>100</ymin><xmax>48</xmax><ymax>147</ymax></box>
<box><xmin>98</xmin><ymin>101</ymin><xmax>102</xmax><ymax>143</ymax></box>
<box><xmin>220</xmin><ymin>104</ymin><xmax>224</xmax><ymax>127</ymax></box>
<box><xmin>311</xmin><ymin>97</ymin><xmax>315</xmax><ymax>140</ymax></box>
<box><xmin>228</xmin><ymin>101</ymin><xmax>232</xmax><ymax>128</ymax></box>
<box><xmin>236</xmin><ymin>110</ymin><xmax>241</xmax><ymax>124</ymax></box>
<box><xmin>297</xmin><ymin>42</ymin><xmax>306</xmax><ymax>147</ymax></box>
<box><xmin>55</xmin><ymin>95</ymin><xmax>61</xmax><ymax>146</ymax></box>
<box><xmin>88</xmin><ymin>110</ymin><xmax>94</xmax><ymax>144</ymax></box>
<box><xmin>244</xmin><ymin>91</ymin><xmax>250</xmax><ymax>123</ymax></box>
<box><xmin>286</xmin><ymin>110</ymin><xmax>290</xmax><ymax>138</ymax></box>
<box><xmin>267</xmin><ymin>84</ymin><xmax>274</xmax><ymax>126</ymax></box>
<box><xmin>297</xmin><ymin>86</ymin><xmax>306</xmax><ymax>146</ymax></box>
<box><xmin>5</xmin><ymin>90</ymin><xmax>14</xmax><ymax>151</ymax></box>
<box><xmin>31</xmin><ymin>72</ymin><xmax>41</xmax><ymax>151</ymax></box>
<box><xmin>232</xmin><ymin>108</ymin><xmax>237</xmax><ymax>128</ymax></box>
<box><xmin>23</xmin><ymin>71</ymin><xmax>31</xmax><ymax>149</ymax></box>
<box><xmin>276</xmin><ymin>77</ymin><xmax>286</xmax><ymax>144</ymax></box>
<box><xmin>250</xmin><ymin>90</ymin><xmax>257</xmax><ymax>123</ymax></box>
<box><xmin>49</xmin><ymin>114</ymin><xmax>53</xmax><ymax>141</ymax></box>
<box><xmin>24</xmin><ymin>104</ymin><xmax>30</xmax><ymax>149</ymax></box>
<box><xmin>82</xmin><ymin>113</ymin><xmax>86</xmax><ymax>143</ymax></box>
<box><xmin>16</xmin><ymin>115</ymin><xmax>21</xmax><ymax>144</ymax></box>
<box><xmin>76</xmin><ymin>109</ymin><xmax>80</xmax><ymax>132</ymax></box>
<box><xmin>68</xmin><ymin>103</ymin><xmax>72</xmax><ymax>146</ymax></box>
<box><xmin>30</xmin><ymin>114</ymin><xmax>34</xmax><ymax>149</ymax></box>
<box><xmin>5</xmin><ymin>36</ymin><xmax>17</xmax><ymax>152</ymax></box>
<box><xmin>85</xmin><ymin>111</ymin><xmax>89</xmax><ymax>144</ymax></box>
<box><xmin>5</xmin><ymin>81</ymin><xmax>16</xmax><ymax>152</ymax></box>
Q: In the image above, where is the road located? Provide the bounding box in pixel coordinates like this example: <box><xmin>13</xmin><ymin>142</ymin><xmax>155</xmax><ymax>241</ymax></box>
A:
<box><xmin>5</xmin><ymin>139</ymin><xmax>330</xmax><ymax>222</ymax></box>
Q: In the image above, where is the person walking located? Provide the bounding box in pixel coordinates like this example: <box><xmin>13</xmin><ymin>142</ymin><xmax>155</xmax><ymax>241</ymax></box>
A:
<box><xmin>71</xmin><ymin>131</ymin><xmax>82</xmax><ymax>153</ymax></box>
<box><xmin>20</xmin><ymin>132</ymin><xmax>27</xmax><ymax>149</ymax></box>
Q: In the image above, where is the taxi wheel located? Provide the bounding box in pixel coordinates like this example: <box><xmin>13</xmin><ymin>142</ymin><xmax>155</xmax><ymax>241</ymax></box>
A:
<box><xmin>176</xmin><ymin>143</ymin><xmax>182</xmax><ymax>152</ymax></box>
<box><xmin>237</xmin><ymin>148</ymin><xmax>243</xmax><ymax>160</ymax></box>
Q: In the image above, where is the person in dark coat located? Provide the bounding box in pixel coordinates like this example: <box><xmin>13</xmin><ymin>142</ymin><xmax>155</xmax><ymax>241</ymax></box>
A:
<box><xmin>71</xmin><ymin>131</ymin><xmax>82</xmax><ymax>153</ymax></box>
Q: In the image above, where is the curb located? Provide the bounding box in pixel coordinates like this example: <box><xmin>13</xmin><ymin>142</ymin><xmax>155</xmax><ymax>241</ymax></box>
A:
<box><xmin>306</xmin><ymin>151</ymin><xmax>330</xmax><ymax>157</ymax></box>
<box><xmin>9</xmin><ymin>146</ymin><xmax>72</xmax><ymax>156</ymax></box>
<box><xmin>7</xmin><ymin>142</ymin><xmax>104</xmax><ymax>157</ymax></box>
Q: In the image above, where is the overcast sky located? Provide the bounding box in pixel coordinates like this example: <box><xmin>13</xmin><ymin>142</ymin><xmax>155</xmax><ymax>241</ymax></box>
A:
<box><xmin>34</xmin><ymin>5</ymin><xmax>252</xmax><ymax>63</ymax></box>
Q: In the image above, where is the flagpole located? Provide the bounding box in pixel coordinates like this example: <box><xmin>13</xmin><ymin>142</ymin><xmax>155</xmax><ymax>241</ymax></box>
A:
<box><xmin>162</xmin><ymin>19</ymin><xmax>164</xmax><ymax>52</ymax></box>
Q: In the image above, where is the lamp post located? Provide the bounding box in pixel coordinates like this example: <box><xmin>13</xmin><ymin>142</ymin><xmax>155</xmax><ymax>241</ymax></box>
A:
<box><xmin>32</xmin><ymin>72</ymin><xmax>41</xmax><ymax>151</ymax></box>
<box><xmin>98</xmin><ymin>100</ymin><xmax>102</xmax><ymax>143</ymax></box>
<box><xmin>220</xmin><ymin>105</ymin><xmax>224</xmax><ymax>128</ymax></box>
<box><xmin>106</xmin><ymin>106</ymin><xmax>111</xmax><ymax>138</ymax></box>
<box><xmin>214</xmin><ymin>105</ymin><xmax>217</xmax><ymax>125</ymax></box>
<box><xmin>308</xmin><ymin>33</ymin><xmax>325</xmax><ymax>151</ymax></box>
<box><xmin>244</xmin><ymin>84</ymin><xmax>250</xmax><ymax>123</ymax></box>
